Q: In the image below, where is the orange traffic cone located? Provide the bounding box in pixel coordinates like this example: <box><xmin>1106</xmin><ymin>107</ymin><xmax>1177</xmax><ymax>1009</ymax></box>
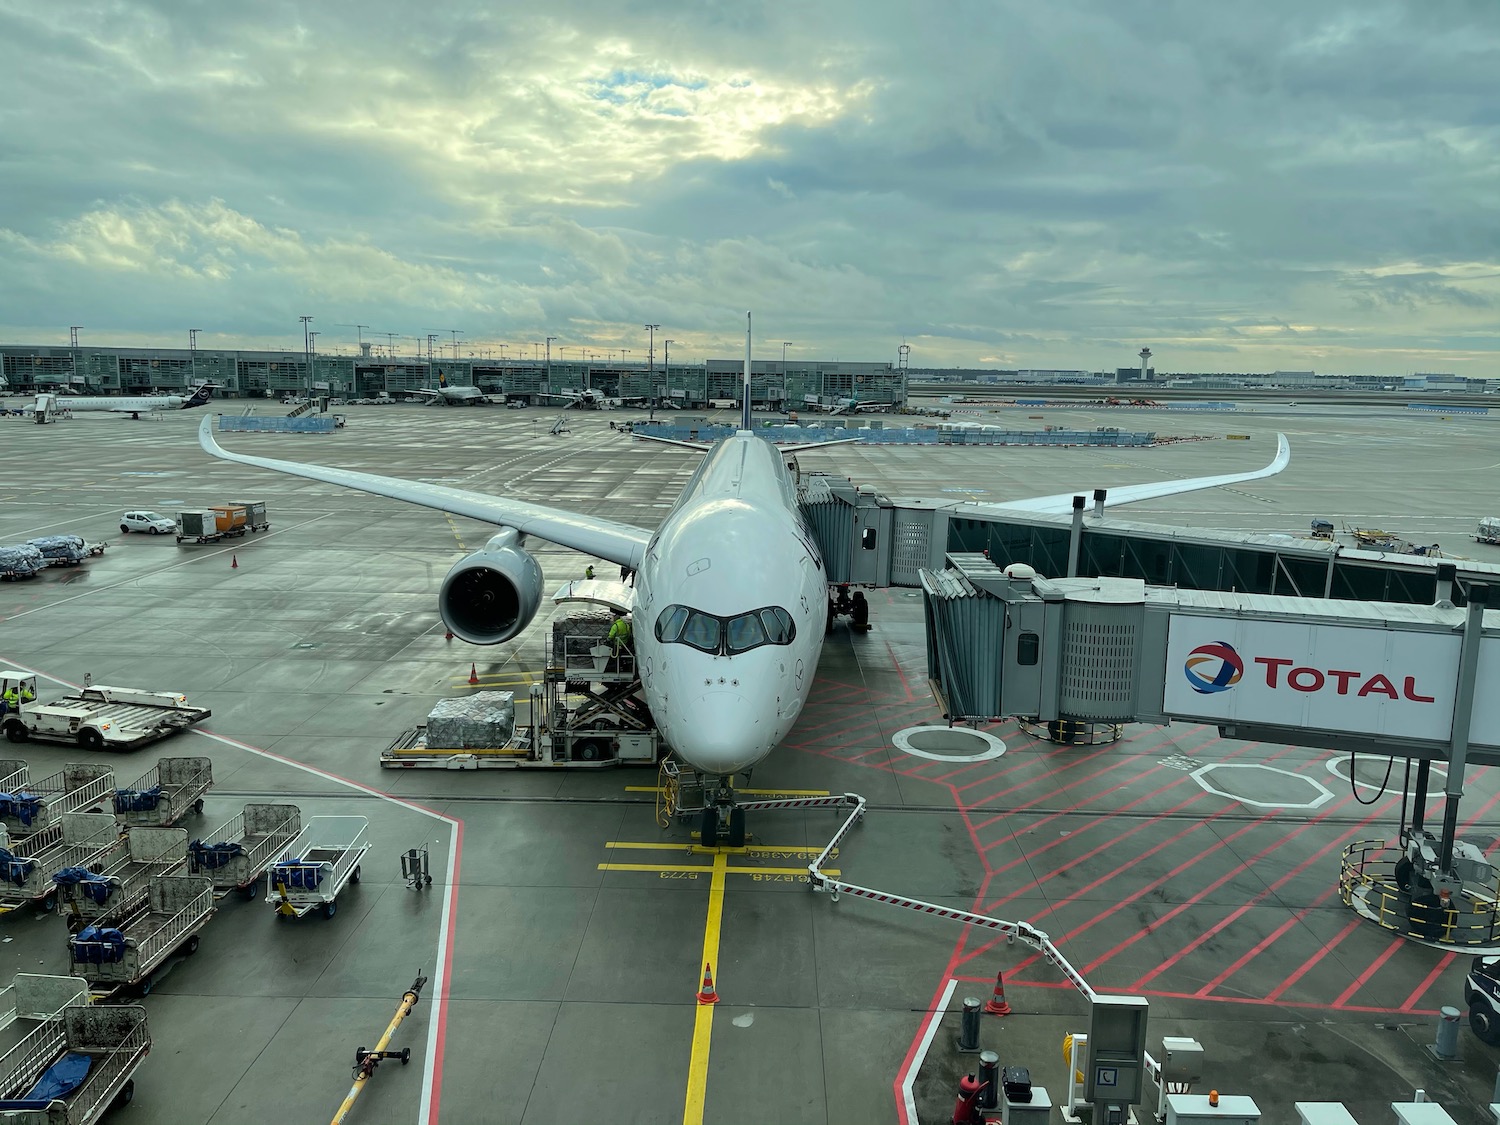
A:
<box><xmin>983</xmin><ymin>968</ymin><xmax>1011</xmax><ymax>1016</ymax></box>
<box><xmin>468</xmin><ymin>663</ymin><xmax>479</xmax><ymax>686</ymax></box>
<box><xmin>230</xmin><ymin>554</ymin><xmax>238</xmax><ymax>569</ymax></box>
<box><xmin>444</xmin><ymin>630</ymin><xmax>454</xmax><ymax>641</ymax></box>
<box><xmin>696</xmin><ymin>963</ymin><xmax>719</xmax><ymax>1005</ymax></box>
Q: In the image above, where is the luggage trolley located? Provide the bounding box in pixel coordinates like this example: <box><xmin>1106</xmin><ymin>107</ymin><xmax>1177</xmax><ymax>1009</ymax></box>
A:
<box><xmin>0</xmin><ymin>814</ymin><xmax>124</xmax><ymax>916</ymax></box>
<box><xmin>0</xmin><ymin>974</ymin><xmax>90</xmax><ymax>1035</ymax></box>
<box><xmin>112</xmin><ymin>756</ymin><xmax>213</xmax><ymax>828</ymax></box>
<box><xmin>267</xmin><ymin>816</ymin><xmax>369</xmax><ymax>919</ymax></box>
<box><xmin>68</xmin><ymin>876</ymin><xmax>214</xmax><ymax>998</ymax></box>
<box><xmin>190</xmin><ymin>803</ymin><xmax>301</xmax><ymax>899</ymax></box>
<box><xmin>0</xmin><ymin>1005</ymin><xmax>150</xmax><ymax>1122</ymax></box>
<box><xmin>54</xmin><ymin>827</ymin><xmax>187</xmax><ymax>929</ymax></box>
<box><xmin>0</xmin><ymin>763</ymin><xmax>114</xmax><ymax>841</ymax></box>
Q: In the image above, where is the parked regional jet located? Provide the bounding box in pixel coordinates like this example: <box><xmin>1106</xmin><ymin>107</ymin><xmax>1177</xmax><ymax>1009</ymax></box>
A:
<box><xmin>537</xmin><ymin>388</ymin><xmax>646</xmax><ymax>410</ymax></box>
<box><xmin>197</xmin><ymin>315</ymin><xmax>1291</xmax><ymax>845</ymax></box>
<box><xmin>408</xmin><ymin>373</ymin><xmax>494</xmax><ymax>406</ymax></box>
<box><xmin>35</xmin><ymin>383</ymin><xmax>216</xmax><ymax>419</ymax></box>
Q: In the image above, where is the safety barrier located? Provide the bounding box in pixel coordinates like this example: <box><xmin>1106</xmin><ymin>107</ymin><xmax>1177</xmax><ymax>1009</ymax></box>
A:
<box><xmin>632</xmin><ymin>423</ymin><xmax>1159</xmax><ymax>447</ymax></box>
<box><xmin>1407</xmin><ymin>403</ymin><xmax>1489</xmax><ymax>415</ymax></box>
<box><xmin>217</xmin><ymin>416</ymin><xmax>336</xmax><ymax>433</ymax></box>
<box><xmin>1340</xmin><ymin>839</ymin><xmax>1500</xmax><ymax>947</ymax></box>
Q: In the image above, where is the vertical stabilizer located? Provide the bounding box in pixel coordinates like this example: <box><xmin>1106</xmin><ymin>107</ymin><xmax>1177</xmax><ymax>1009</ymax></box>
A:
<box><xmin>741</xmin><ymin>311</ymin><xmax>753</xmax><ymax>431</ymax></box>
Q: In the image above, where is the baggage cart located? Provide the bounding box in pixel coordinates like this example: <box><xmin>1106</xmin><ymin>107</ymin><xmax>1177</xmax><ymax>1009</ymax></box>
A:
<box><xmin>24</xmin><ymin>537</ymin><xmax>88</xmax><ymax>569</ymax></box>
<box><xmin>190</xmin><ymin>803</ymin><xmax>301</xmax><ymax>899</ymax></box>
<box><xmin>267</xmin><ymin>816</ymin><xmax>369</xmax><ymax>919</ymax></box>
<box><xmin>55</xmin><ymin>827</ymin><xmax>186</xmax><ymax>928</ymax></box>
<box><xmin>0</xmin><ymin>764</ymin><xmax>113</xmax><ymax>840</ymax></box>
<box><xmin>225</xmin><ymin>500</ymin><xmax>270</xmax><ymax>532</ymax></box>
<box><xmin>111</xmin><ymin>757</ymin><xmax>212</xmax><ymax>828</ymax></box>
<box><xmin>0</xmin><ymin>1005</ymin><xmax>149</xmax><ymax>1122</ymax></box>
<box><xmin>174</xmin><ymin>509</ymin><xmax>228</xmax><ymax>545</ymax></box>
<box><xmin>0</xmin><ymin>546</ymin><xmax>45</xmax><ymax>581</ymax></box>
<box><xmin>0</xmin><ymin>814</ymin><xmax>124</xmax><ymax>916</ymax></box>
<box><xmin>68</xmin><ymin>876</ymin><xmax>213</xmax><ymax>997</ymax></box>
<box><xmin>0</xmin><ymin>975</ymin><xmax>89</xmax><ymax>1035</ymax></box>
<box><xmin>207</xmin><ymin>505</ymin><xmax>247</xmax><ymax>537</ymax></box>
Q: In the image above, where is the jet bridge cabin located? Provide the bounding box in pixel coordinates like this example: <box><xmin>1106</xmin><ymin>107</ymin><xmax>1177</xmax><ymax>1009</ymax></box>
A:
<box><xmin>920</xmin><ymin>553</ymin><xmax>1500</xmax><ymax>768</ymax></box>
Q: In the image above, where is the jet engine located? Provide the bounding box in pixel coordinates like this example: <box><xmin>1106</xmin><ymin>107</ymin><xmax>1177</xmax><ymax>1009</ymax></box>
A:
<box><xmin>438</xmin><ymin>528</ymin><xmax>544</xmax><ymax>644</ymax></box>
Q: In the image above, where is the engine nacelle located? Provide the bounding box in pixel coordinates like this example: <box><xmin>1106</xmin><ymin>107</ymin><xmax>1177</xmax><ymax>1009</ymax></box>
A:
<box><xmin>438</xmin><ymin>528</ymin><xmax>544</xmax><ymax>645</ymax></box>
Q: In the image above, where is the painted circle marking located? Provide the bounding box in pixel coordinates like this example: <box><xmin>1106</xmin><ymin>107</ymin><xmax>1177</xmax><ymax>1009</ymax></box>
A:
<box><xmin>892</xmin><ymin>725</ymin><xmax>1006</xmax><ymax>763</ymax></box>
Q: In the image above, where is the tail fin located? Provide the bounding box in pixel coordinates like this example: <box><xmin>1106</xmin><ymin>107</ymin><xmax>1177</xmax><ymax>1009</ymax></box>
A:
<box><xmin>741</xmin><ymin>311</ymin><xmax>753</xmax><ymax>431</ymax></box>
<box><xmin>184</xmin><ymin>384</ymin><xmax>215</xmax><ymax>408</ymax></box>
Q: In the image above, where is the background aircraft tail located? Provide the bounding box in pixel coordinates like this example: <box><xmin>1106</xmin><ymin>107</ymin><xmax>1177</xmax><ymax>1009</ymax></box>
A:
<box><xmin>184</xmin><ymin>383</ymin><xmax>217</xmax><ymax>408</ymax></box>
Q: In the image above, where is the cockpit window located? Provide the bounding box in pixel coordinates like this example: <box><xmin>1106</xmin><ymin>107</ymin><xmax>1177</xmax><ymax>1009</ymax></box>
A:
<box><xmin>654</xmin><ymin>604</ymin><xmax>796</xmax><ymax>656</ymax></box>
<box><xmin>681</xmin><ymin>612</ymin><xmax>722</xmax><ymax>654</ymax></box>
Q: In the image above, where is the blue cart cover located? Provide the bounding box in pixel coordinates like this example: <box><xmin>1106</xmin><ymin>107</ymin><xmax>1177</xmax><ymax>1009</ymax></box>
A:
<box><xmin>0</xmin><ymin>847</ymin><xmax>36</xmax><ymax>886</ymax></box>
<box><xmin>113</xmin><ymin>785</ymin><xmax>163</xmax><ymax>814</ymax></box>
<box><xmin>71</xmin><ymin>926</ymin><xmax>126</xmax><ymax>964</ymax></box>
<box><xmin>189</xmin><ymin>839</ymin><xmax>245</xmax><ymax>871</ymax></box>
<box><xmin>273</xmin><ymin>860</ymin><xmax>323</xmax><ymax>890</ymax></box>
<box><xmin>0</xmin><ymin>792</ymin><xmax>42</xmax><ymax>827</ymax></box>
<box><xmin>0</xmin><ymin>1051</ymin><xmax>93</xmax><ymax>1110</ymax></box>
<box><xmin>52</xmin><ymin>866</ymin><xmax>115</xmax><ymax>904</ymax></box>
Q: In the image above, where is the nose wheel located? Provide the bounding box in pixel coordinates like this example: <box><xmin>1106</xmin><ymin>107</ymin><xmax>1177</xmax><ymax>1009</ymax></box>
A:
<box><xmin>699</xmin><ymin>804</ymin><xmax>747</xmax><ymax>848</ymax></box>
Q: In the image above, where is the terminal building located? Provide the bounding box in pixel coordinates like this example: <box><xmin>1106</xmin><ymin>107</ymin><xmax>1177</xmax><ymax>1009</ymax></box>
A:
<box><xmin>0</xmin><ymin>342</ymin><xmax>905</xmax><ymax>410</ymax></box>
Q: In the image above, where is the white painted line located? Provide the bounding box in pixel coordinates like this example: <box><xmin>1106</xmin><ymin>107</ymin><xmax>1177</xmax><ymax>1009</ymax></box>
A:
<box><xmin>3</xmin><ymin>660</ymin><xmax>458</xmax><ymax>1125</ymax></box>
<box><xmin>900</xmin><ymin>977</ymin><xmax>956</xmax><ymax>1125</ymax></box>
<box><xmin>1326</xmin><ymin>754</ymin><xmax>1444</xmax><ymax>793</ymax></box>
<box><xmin>893</xmin><ymin>726</ymin><xmax>1007</xmax><ymax>763</ymax></box>
<box><xmin>0</xmin><ymin>508</ymin><xmax>126</xmax><ymax>538</ymax></box>
<box><xmin>1190</xmin><ymin>762</ymin><xmax>1335</xmax><ymax>809</ymax></box>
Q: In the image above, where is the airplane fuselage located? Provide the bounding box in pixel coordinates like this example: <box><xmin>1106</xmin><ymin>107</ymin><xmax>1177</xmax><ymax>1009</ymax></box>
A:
<box><xmin>632</xmin><ymin>431</ymin><xmax>827</xmax><ymax>777</ymax></box>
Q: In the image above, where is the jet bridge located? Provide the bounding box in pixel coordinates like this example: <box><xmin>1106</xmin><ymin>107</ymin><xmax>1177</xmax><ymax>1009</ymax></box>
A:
<box><xmin>922</xmin><ymin>553</ymin><xmax>1499</xmax><ymax>939</ymax></box>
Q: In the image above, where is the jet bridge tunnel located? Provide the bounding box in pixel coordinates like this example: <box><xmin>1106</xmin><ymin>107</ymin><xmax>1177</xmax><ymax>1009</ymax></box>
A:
<box><xmin>922</xmin><ymin>552</ymin><xmax>1497</xmax><ymax>896</ymax></box>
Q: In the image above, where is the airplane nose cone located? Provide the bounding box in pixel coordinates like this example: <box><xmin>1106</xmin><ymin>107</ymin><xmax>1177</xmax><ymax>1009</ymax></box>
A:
<box><xmin>676</xmin><ymin>691</ymin><xmax>766</xmax><ymax>775</ymax></box>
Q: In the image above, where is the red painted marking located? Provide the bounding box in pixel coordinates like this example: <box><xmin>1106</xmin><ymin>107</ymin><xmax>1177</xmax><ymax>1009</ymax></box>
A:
<box><xmin>1265</xmin><ymin>917</ymin><xmax>1364</xmax><ymax>1003</ymax></box>
<box><xmin>1333</xmin><ymin>935</ymin><xmax>1405</xmax><ymax>1008</ymax></box>
<box><xmin>884</xmin><ymin>639</ymin><xmax>915</xmax><ymax>702</ymax></box>
<box><xmin>1400</xmin><ymin>951</ymin><xmax>1456</xmax><ymax>1012</ymax></box>
<box><xmin>974</xmin><ymin>975</ymin><xmax>1440</xmax><ymax>1017</ymax></box>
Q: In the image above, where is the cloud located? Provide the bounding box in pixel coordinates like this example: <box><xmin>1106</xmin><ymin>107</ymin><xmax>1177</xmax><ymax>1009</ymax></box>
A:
<box><xmin>0</xmin><ymin>0</ymin><xmax>1497</xmax><ymax>372</ymax></box>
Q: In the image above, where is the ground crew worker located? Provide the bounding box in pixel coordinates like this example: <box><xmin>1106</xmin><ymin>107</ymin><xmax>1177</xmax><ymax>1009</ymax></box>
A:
<box><xmin>585</xmin><ymin>564</ymin><xmax>596</xmax><ymax>580</ymax></box>
<box><xmin>608</xmin><ymin>610</ymin><xmax>633</xmax><ymax>652</ymax></box>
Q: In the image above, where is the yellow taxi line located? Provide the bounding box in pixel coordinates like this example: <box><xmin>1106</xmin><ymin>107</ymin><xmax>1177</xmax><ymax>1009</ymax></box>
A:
<box><xmin>684</xmin><ymin>849</ymin><xmax>728</xmax><ymax>1125</ymax></box>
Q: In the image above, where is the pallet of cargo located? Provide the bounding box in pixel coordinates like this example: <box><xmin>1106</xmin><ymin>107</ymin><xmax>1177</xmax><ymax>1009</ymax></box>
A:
<box><xmin>68</xmin><ymin>876</ymin><xmax>213</xmax><ymax>999</ymax></box>
<box><xmin>0</xmin><ymin>671</ymin><xmax>211</xmax><ymax>751</ymax></box>
<box><xmin>0</xmin><ymin>814</ymin><xmax>124</xmax><ymax>916</ymax></box>
<box><xmin>55</xmin><ymin>827</ymin><xmax>187</xmax><ymax>929</ymax></box>
<box><xmin>0</xmin><ymin>1004</ymin><xmax>150</xmax><ymax>1121</ymax></box>
<box><xmin>0</xmin><ymin>763</ymin><xmax>114</xmax><ymax>841</ymax></box>
<box><xmin>189</xmin><ymin>803</ymin><xmax>300</xmax><ymax>899</ymax></box>
<box><xmin>111</xmin><ymin>757</ymin><xmax>213</xmax><ymax>828</ymax></box>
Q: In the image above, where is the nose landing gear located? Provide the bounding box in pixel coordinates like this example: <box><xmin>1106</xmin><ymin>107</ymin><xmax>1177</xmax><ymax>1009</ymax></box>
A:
<box><xmin>699</xmin><ymin>796</ymin><xmax>747</xmax><ymax>848</ymax></box>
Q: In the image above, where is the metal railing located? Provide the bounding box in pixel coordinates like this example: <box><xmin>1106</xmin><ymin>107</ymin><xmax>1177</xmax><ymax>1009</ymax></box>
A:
<box><xmin>1340</xmin><ymin>839</ymin><xmax>1500</xmax><ymax>946</ymax></box>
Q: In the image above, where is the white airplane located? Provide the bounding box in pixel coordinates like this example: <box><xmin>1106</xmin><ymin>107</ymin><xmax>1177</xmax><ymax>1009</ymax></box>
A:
<box><xmin>33</xmin><ymin>383</ymin><xmax>216</xmax><ymax>419</ymax></box>
<box><xmin>197</xmin><ymin>314</ymin><xmax>1291</xmax><ymax>846</ymax></box>
<box><xmin>408</xmin><ymin>375</ymin><xmax>494</xmax><ymax>406</ymax></box>
<box><xmin>537</xmin><ymin>388</ymin><xmax>645</xmax><ymax>410</ymax></box>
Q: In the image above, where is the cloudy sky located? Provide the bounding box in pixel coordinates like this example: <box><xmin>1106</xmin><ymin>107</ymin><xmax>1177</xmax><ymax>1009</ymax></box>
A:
<box><xmin>2</xmin><ymin>1</ymin><xmax>1497</xmax><ymax>375</ymax></box>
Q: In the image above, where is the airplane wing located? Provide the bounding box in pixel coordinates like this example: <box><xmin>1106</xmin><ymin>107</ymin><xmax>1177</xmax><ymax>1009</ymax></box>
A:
<box><xmin>197</xmin><ymin>416</ymin><xmax>651</xmax><ymax>567</ymax></box>
<box><xmin>992</xmin><ymin>433</ymin><xmax>1291</xmax><ymax>514</ymax></box>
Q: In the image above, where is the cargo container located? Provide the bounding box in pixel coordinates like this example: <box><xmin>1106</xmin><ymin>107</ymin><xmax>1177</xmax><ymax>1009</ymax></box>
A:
<box><xmin>208</xmin><ymin>505</ymin><xmax>247</xmax><ymax>534</ymax></box>
<box><xmin>226</xmin><ymin>500</ymin><xmax>270</xmax><ymax>532</ymax></box>
<box><xmin>174</xmin><ymin>510</ymin><xmax>223</xmax><ymax>544</ymax></box>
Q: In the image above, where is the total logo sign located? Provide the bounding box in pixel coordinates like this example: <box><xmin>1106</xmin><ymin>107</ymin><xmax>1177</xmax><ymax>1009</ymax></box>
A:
<box><xmin>1164</xmin><ymin>616</ymin><xmax>1463</xmax><ymax>743</ymax></box>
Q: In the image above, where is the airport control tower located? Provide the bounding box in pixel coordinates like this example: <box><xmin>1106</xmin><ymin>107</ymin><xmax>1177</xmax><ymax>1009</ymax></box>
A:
<box><xmin>1139</xmin><ymin>347</ymin><xmax>1152</xmax><ymax>382</ymax></box>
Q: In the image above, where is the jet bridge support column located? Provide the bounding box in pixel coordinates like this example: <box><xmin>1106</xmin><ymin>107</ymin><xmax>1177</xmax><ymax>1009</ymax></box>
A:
<box><xmin>1439</xmin><ymin>584</ymin><xmax>1488</xmax><ymax>874</ymax></box>
<box><xmin>1067</xmin><ymin>496</ymin><xmax>1085</xmax><ymax>578</ymax></box>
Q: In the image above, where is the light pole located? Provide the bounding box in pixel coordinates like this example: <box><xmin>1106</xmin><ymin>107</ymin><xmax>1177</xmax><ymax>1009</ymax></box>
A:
<box><xmin>644</xmin><ymin>324</ymin><xmax>659</xmax><ymax>418</ymax></box>
<box><xmin>546</xmin><ymin>336</ymin><xmax>557</xmax><ymax>390</ymax></box>
<box><xmin>449</xmin><ymin>329</ymin><xmax>463</xmax><ymax>361</ymax></box>
<box><xmin>782</xmin><ymin>342</ymin><xmax>793</xmax><ymax>415</ymax></box>
<box><xmin>299</xmin><ymin>315</ymin><xmax>313</xmax><ymax>396</ymax></box>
